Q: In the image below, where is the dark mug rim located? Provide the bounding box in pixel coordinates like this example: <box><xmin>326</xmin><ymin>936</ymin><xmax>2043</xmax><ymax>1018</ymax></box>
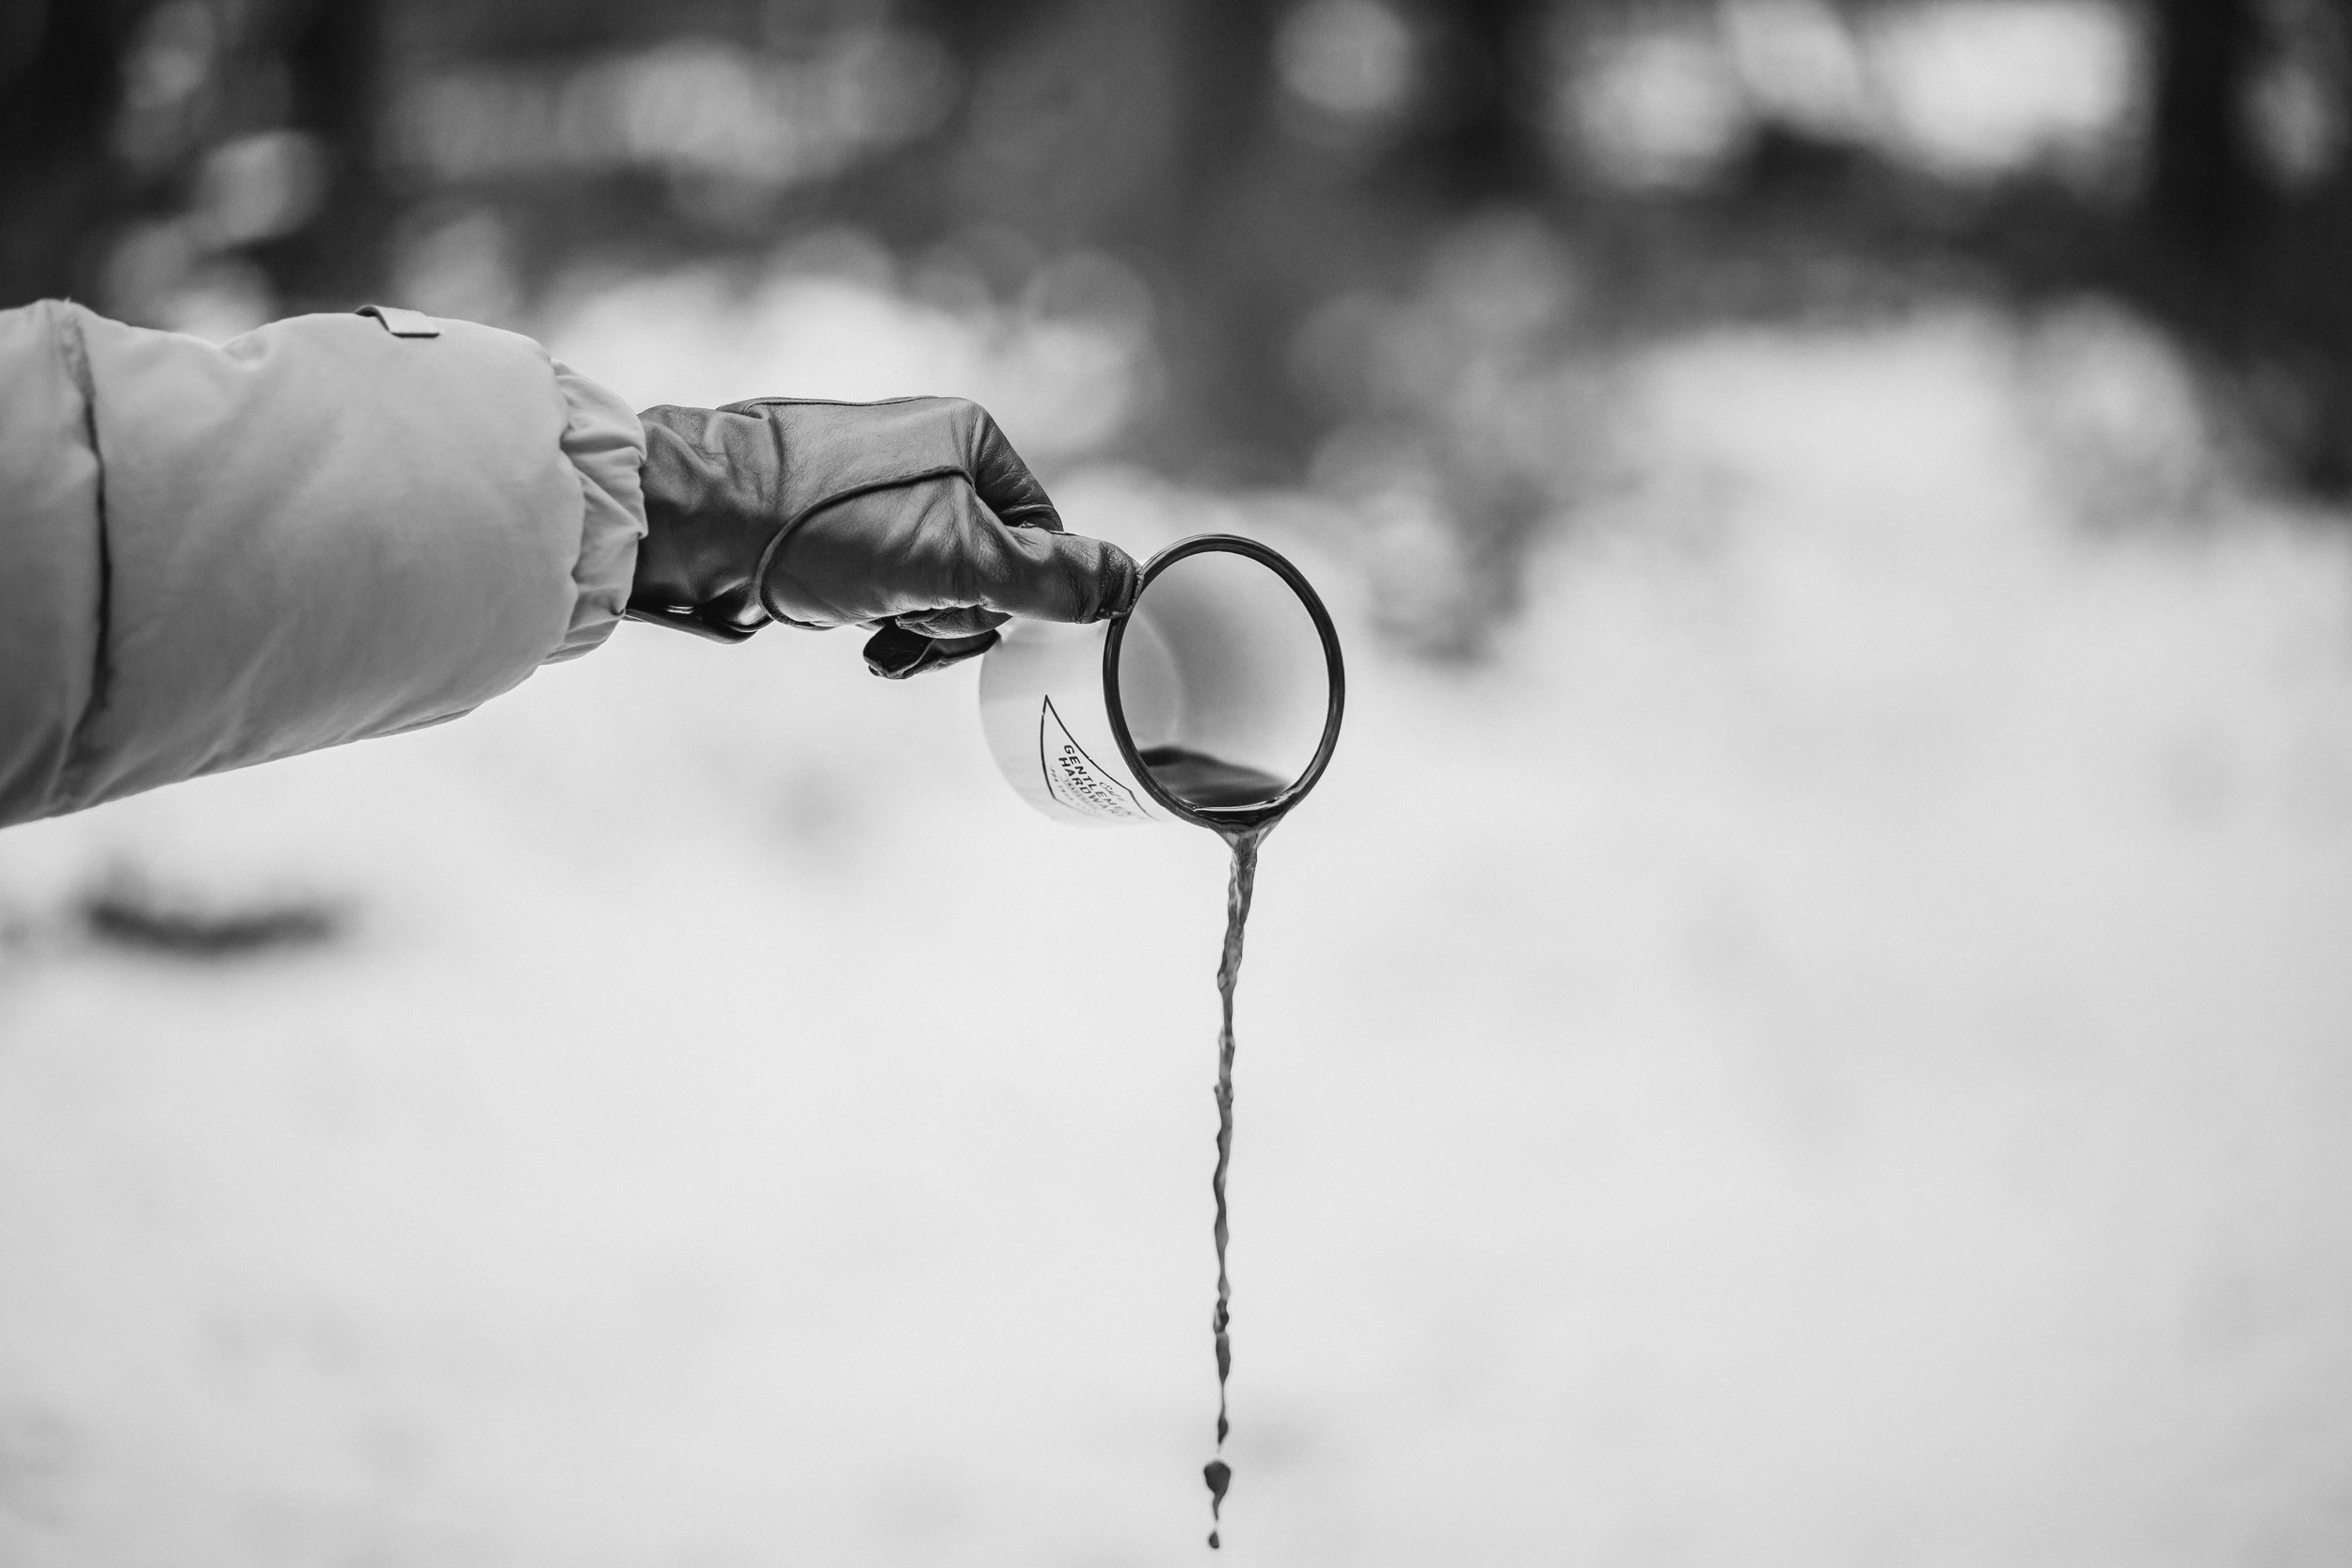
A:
<box><xmin>1100</xmin><ymin>533</ymin><xmax>1347</xmax><ymax>832</ymax></box>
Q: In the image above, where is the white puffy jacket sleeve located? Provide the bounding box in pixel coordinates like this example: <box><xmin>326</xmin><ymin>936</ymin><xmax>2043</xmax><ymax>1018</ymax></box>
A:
<box><xmin>0</xmin><ymin>300</ymin><xmax>646</xmax><ymax>828</ymax></box>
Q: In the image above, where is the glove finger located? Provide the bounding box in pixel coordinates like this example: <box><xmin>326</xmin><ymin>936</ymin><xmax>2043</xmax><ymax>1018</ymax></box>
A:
<box><xmin>864</xmin><ymin>625</ymin><xmax>999</xmax><ymax>679</ymax></box>
<box><xmin>768</xmin><ymin>476</ymin><xmax>1136</xmax><ymax>626</ymax></box>
<box><xmin>898</xmin><ymin>605</ymin><xmax>1010</xmax><ymax>639</ymax></box>
<box><xmin>968</xmin><ymin>517</ymin><xmax>1141</xmax><ymax>624</ymax></box>
<box><xmin>959</xmin><ymin>403</ymin><xmax>1063</xmax><ymax>532</ymax></box>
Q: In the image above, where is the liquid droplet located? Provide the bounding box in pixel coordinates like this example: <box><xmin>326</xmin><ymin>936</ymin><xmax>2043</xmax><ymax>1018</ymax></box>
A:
<box><xmin>1204</xmin><ymin>1455</ymin><xmax>1233</xmax><ymax>1549</ymax></box>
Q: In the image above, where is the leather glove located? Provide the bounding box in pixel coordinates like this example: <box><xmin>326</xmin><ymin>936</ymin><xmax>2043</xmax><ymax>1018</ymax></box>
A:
<box><xmin>628</xmin><ymin>397</ymin><xmax>1140</xmax><ymax>676</ymax></box>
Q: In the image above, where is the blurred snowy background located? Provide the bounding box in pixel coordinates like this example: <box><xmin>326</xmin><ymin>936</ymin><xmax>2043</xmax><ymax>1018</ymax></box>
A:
<box><xmin>7</xmin><ymin>1</ymin><xmax>2352</xmax><ymax>1564</ymax></box>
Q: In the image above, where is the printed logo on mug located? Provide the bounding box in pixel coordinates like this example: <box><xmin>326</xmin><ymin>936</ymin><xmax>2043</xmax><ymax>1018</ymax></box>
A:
<box><xmin>979</xmin><ymin>535</ymin><xmax>1345</xmax><ymax>830</ymax></box>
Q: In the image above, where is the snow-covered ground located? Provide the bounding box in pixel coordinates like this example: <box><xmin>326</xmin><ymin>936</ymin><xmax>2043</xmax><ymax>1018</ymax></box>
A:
<box><xmin>5</xmin><ymin>295</ymin><xmax>2352</xmax><ymax>1567</ymax></box>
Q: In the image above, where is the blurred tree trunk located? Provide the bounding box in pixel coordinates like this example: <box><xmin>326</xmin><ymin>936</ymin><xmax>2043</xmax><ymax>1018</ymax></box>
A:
<box><xmin>1158</xmin><ymin>0</ymin><xmax>1277</xmax><ymax>243</ymax></box>
<box><xmin>263</xmin><ymin>0</ymin><xmax>389</xmax><ymax>310</ymax></box>
<box><xmin>1148</xmin><ymin>0</ymin><xmax>1285</xmax><ymax>476</ymax></box>
<box><xmin>1420</xmin><ymin>0</ymin><xmax>1554</xmax><ymax>205</ymax></box>
<box><xmin>2143</xmin><ymin>0</ymin><xmax>2267</xmax><ymax>272</ymax></box>
<box><xmin>2140</xmin><ymin>0</ymin><xmax>2352</xmax><ymax>492</ymax></box>
<box><xmin>2275</xmin><ymin>0</ymin><xmax>2352</xmax><ymax>493</ymax></box>
<box><xmin>0</xmin><ymin>0</ymin><xmax>135</xmax><ymax>307</ymax></box>
<box><xmin>1143</xmin><ymin>0</ymin><xmax>1562</xmax><ymax>476</ymax></box>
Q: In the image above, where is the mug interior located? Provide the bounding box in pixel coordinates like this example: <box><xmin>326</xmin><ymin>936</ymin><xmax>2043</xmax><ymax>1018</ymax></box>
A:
<box><xmin>1106</xmin><ymin>538</ymin><xmax>1343</xmax><ymax>827</ymax></box>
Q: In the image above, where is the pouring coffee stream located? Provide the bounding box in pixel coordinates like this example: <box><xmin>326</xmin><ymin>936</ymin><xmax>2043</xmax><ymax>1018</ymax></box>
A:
<box><xmin>975</xmin><ymin>534</ymin><xmax>1343</xmax><ymax>1550</ymax></box>
<box><xmin>1136</xmin><ymin>752</ymin><xmax>1290</xmax><ymax>1551</ymax></box>
<box><xmin>1200</xmin><ymin>815</ymin><xmax>1263</xmax><ymax>1551</ymax></box>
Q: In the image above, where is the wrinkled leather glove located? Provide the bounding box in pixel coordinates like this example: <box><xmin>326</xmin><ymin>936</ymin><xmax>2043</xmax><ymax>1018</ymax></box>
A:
<box><xmin>628</xmin><ymin>397</ymin><xmax>1139</xmax><ymax>676</ymax></box>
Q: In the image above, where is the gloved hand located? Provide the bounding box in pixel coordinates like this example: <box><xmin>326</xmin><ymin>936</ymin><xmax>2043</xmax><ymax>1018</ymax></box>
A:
<box><xmin>628</xmin><ymin>397</ymin><xmax>1139</xmax><ymax>676</ymax></box>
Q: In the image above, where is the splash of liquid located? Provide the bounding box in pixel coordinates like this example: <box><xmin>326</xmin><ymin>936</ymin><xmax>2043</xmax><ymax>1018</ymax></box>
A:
<box><xmin>1201</xmin><ymin>819</ymin><xmax>1264</xmax><ymax>1550</ymax></box>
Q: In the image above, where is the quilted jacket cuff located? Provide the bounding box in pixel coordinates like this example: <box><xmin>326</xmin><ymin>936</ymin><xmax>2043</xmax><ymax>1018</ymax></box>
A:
<box><xmin>547</xmin><ymin>360</ymin><xmax>647</xmax><ymax>664</ymax></box>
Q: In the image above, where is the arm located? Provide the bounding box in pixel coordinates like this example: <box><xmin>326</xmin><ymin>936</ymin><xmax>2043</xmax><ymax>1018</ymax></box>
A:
<box><xmin>0</xmin><ymin>302</ymin><xmax>1136</xmax><ymax>831</ymax></box>
<box><xmin>0</xmin><ymin>300</ymin><xmax>644</xmax><ymax>828</ymax></box>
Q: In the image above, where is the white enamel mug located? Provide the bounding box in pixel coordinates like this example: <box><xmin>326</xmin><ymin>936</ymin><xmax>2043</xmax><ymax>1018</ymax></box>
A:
<box><xmin>978</xmin><ymin>534</ymin><xmax>1345</xmax><ymax>829</ymax></box>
